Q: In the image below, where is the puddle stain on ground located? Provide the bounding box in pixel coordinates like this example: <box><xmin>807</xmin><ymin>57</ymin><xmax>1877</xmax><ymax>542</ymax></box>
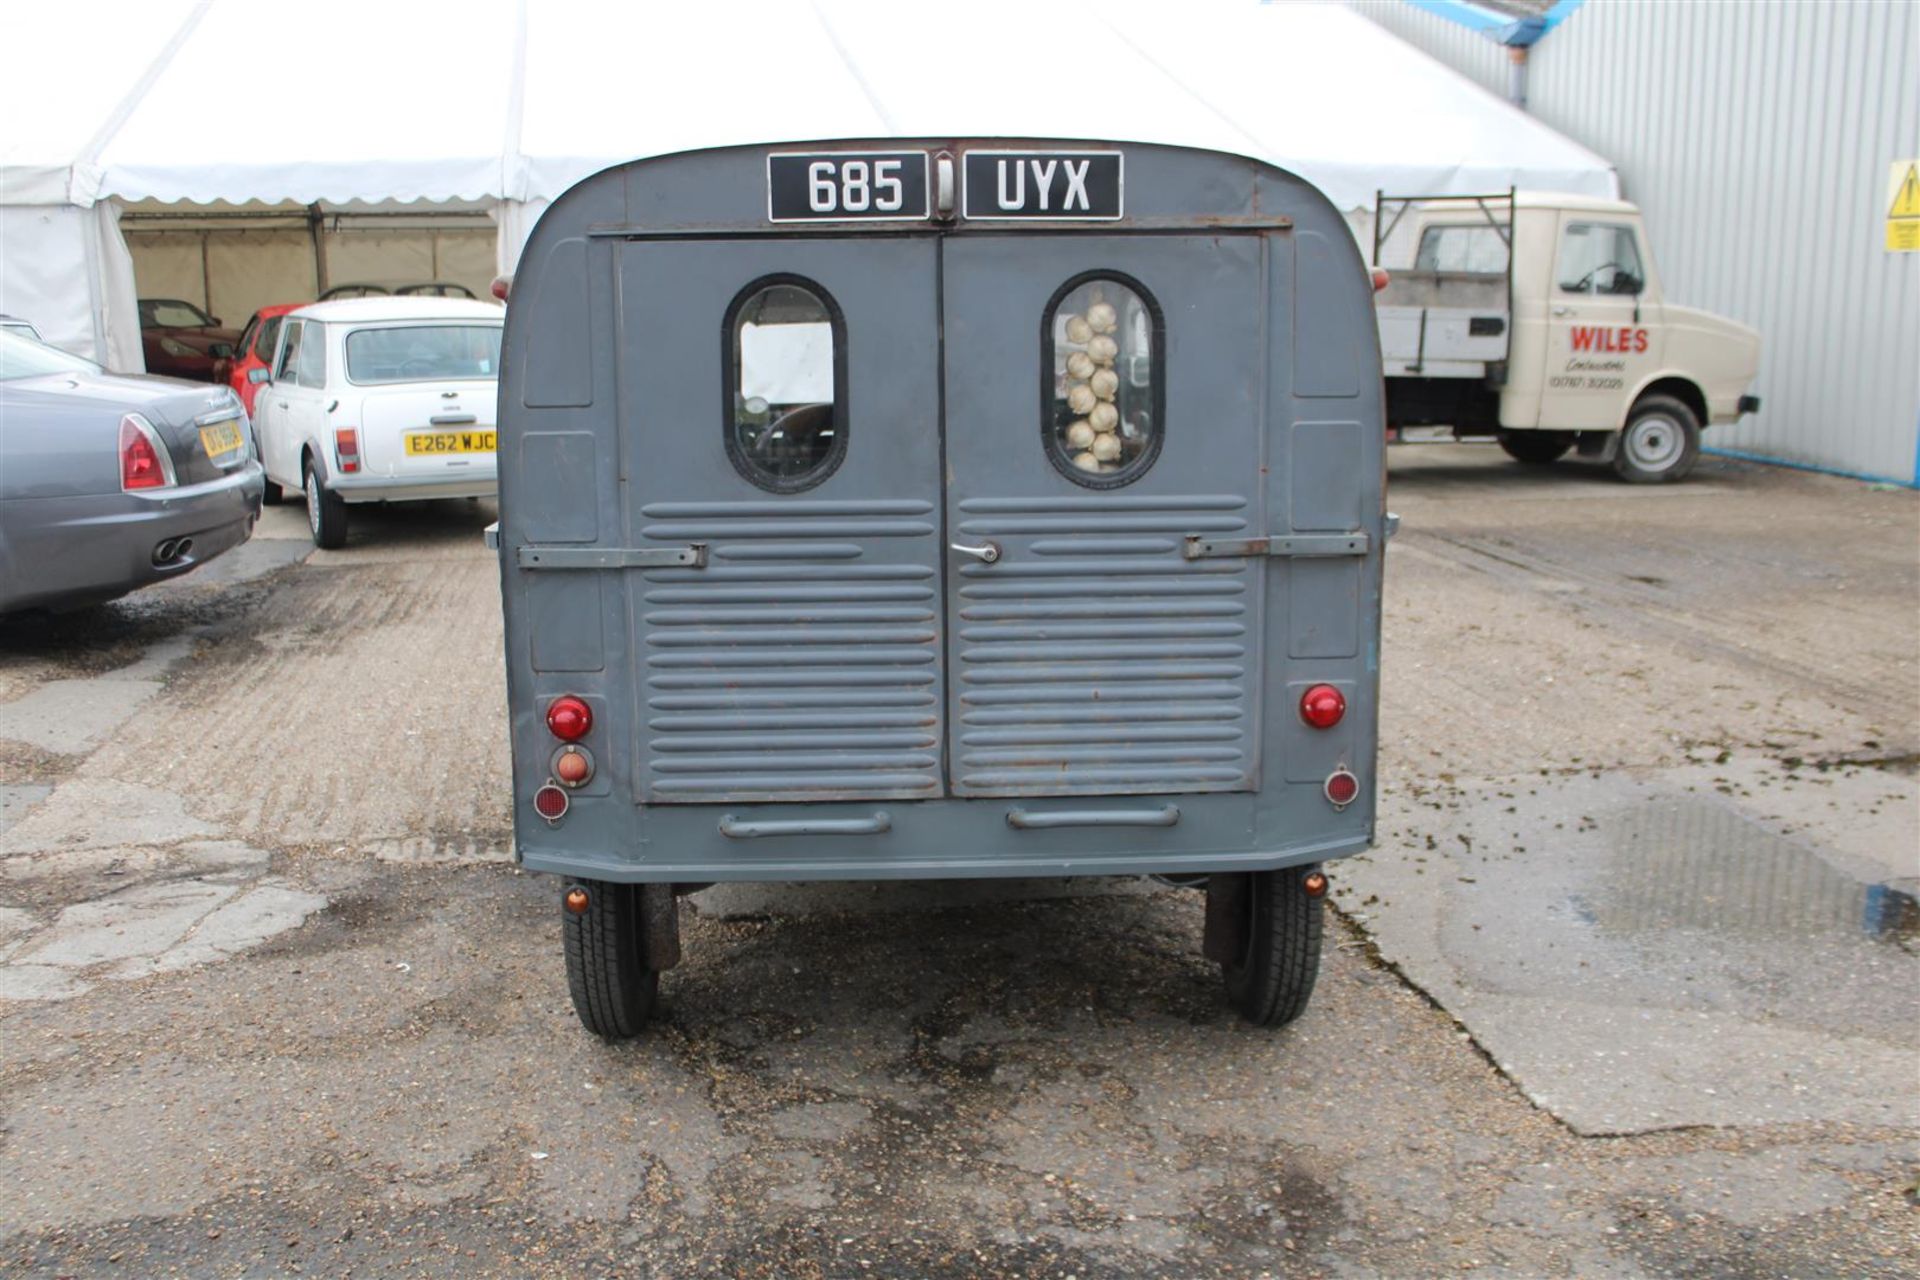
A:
<box><xmin>1597</xmin><ymin>796</ymin><xmax>1920</xmax><ymax>945</ymax></box>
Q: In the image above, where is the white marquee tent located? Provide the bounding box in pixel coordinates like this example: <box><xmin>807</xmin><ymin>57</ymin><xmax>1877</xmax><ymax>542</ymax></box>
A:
<box><xmin>0</xmin><ymin>0</ymin><xmax>1617</xmax><ymax>370</ymax></box>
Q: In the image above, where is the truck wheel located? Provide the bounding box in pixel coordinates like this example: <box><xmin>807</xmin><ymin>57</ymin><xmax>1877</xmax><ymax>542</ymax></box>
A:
<box><xmin>303</xmin><ymin>459</ymin><xmax>348</xmax><ymax>549</ymax></box>
<box><xmin>563</xmin><ymin>881</ymin><xmax>659</xmax><ymax>1039</ymax></box>
<box><xmin>1613</xmin><ymin>395</ymin><xmax>1701</xmax><ymax>483</ymax></box>
<box><xmin>1220</xmin><ymin>867</ymin><xmax>1324</xmax><ymax>1027</ymax></box>
<box><xmin>1497</xmin><ymin>430</ymin><xmax>1575</xmax><ymax>465</ymax></box>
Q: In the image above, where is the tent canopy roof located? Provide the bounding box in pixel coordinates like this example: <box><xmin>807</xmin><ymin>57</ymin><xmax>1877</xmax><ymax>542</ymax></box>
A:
<box><xmin>3</xmin><ymin>0</ymin><xmax>1616</xmax><ymax>212</ymax></box>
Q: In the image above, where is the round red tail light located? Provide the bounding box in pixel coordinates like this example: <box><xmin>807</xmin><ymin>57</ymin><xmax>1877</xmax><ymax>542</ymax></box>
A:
<box><xmin>1300</xmin><ymin>684</ymin><xmax>1346</xmax><ymax>729</ymax></box>
<box><xmin>546</xmin><ymin>696</ymin><xmax>592</xmax><ymax>741</ymax></box>
<box><xmin>533</xmin><ymin>783</ymin><xmax>570</xmax><ymax>823</ymax></box>
<box><xmin>1324</xmin><ymin>769</ymin><xmax>1361</xmax><ymax>809</ymax></box>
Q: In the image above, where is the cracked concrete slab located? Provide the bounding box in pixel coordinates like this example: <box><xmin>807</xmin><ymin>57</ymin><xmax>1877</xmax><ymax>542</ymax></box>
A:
<box><xmin>0</xmin><ymin>635</ymin><xmax>196</xmax><ymax>753</ymax></box>
<box><xmin>1338</xmin><ymin>760</ymin><xmax>1920</xmax><ymax>1135</ymax></box>
<box><xmin>0</xmin><ymin>784</ymin><xmax>52</xmax><ymax>836</ymax></box>
<box><xmin>0</xmin><ymin>778</ymin><xmax>220</xmax><ymax>855</ymax></box>
<box><xmin>16</xmin><ymin>880</ymin><xmax>238</xmax><ymax>968</ymax></box>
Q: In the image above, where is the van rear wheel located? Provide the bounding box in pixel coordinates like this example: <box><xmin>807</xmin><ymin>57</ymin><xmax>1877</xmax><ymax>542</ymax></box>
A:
<box><xmin>1220</xmin><ymin>867</ymin><xmax>1324</xmax><ymax>1027</ymax></box>
<box><xmin>1497</xmin><ymin>429</ymin><xmax>1575</xmax><ymax>465</ymax></box>
<box><xmin>563</xmin><ymin>881</ymin><xmax>659</xmax><ymax>1040</ymax></box>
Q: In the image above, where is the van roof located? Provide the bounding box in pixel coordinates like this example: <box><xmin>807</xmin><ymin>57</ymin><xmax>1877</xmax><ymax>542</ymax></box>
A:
<box><xmin>1512</xmin><ymin>191</ymin><xmax>1639</xmax><ymax>214</ymax></box>
<box><xmin>288</xmin><ymin>297</ymin><xmax>504</xmax><ymax>325</ymax></box>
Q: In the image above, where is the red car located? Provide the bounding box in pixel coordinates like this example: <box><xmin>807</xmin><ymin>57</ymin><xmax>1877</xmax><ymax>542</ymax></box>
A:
<box><xmin>228</xmin><ymin>303</ymin><xmax>306</xmax><ymax>416</ymax></box>
<box><xmin>138</xmin><ymin>298</ymin><xmax>242</xmax><ymax>382</ymax></box>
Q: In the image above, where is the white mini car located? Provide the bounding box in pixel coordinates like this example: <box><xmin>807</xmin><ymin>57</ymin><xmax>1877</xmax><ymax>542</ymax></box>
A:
<box><xmin>251</xmin><ymin>297</ymin><xmax>504</xmax><ymax>547</ymax></box>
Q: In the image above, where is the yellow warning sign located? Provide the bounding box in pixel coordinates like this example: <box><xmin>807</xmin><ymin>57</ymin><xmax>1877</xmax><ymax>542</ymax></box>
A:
<box><xmin>1888</xmin><ymin>160</ymin><xmax>1920</xmax><ymax>252</ymax></box>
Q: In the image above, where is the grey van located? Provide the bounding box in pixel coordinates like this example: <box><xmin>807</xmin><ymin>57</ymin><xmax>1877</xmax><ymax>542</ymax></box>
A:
<box><xmin>493</xmin><ymin>140</ymin><xmax>1388</xmax><ymax>1038</ymax></box>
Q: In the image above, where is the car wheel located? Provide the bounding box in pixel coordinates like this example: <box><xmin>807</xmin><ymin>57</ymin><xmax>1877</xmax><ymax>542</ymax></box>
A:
<box><xmin>1613</xmin><ymin>395</ymin><xmax>1701</xmax><ymax>484</ymax></box>
<box><xmin>1219</xmin><ymin>867</ymin><xmax>1324</xmax><ymax>1028</ymax></box>
<box><xmin>303</xmin><ymin>460</ymin><xmax>348</xmax><ymax>549</ymax></box>
<box><xmin>1497</xmin><ymin>429</ymin><xmax>1575</xmax><ymax>465</ymax></box>
<box><xmin>563</xmin><ymin>881</ymin><xmax>660</xmax><ymax>1040</ymax></box>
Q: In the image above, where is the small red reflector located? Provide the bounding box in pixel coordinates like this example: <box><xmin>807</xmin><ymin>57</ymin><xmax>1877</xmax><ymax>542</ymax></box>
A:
<box><xmin>547</xmin><ymin>696</ymin><xmax>592</xmax><ymax>741</ymax></box>
<box><xmin>1371</xmin><ymin>267</ymin><xmax>1391</xmax><ymax>293</ymax></box>
<box><xmin>1303</xmin><ymin>870</ymin><xmax>1328</xmax><ymax>898</ymax></box>
<box><xmin>1300</xmin><ymin>684</ymin><xmax>1346</xmax><ymax>729</ymax></box>
<box><xmin>1324</xmin><ymin>769</ymin><xmax>1360</xmax><ymax>808</ymax></box>
<box><xmin>120</xmin><ymin>417</ymin><xmax>168</xmax><ymax>490</ymax></box>
<box><xmin>335</xmin><ymin>428</ymin><xmax>360</xmax><ymax>474</ymax></box>
<box><xmin>533</xmin><ymin>783</ymin><xmax>570</xmax><ymax>822</ymax></box>
<box><xmin>490</xmin><ymin>275</ymin><xmax>512</xmax><ymax>302</ymax></box>
<box><xmin>564</xmin><ymin>886</ymin><xmax>590</xmax><ymax>914</ymax></box>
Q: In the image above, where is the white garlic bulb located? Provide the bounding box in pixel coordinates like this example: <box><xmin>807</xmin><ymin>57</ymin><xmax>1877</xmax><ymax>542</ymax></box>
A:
<box><xmin>1066</xmin><ymin>419</ymin><xmax>1095</xmax><ymax>449</ymax></box>
<box><xmin>1086</xmin><ymin>301</ymin><xmax>1117</xmax><ymax>334</ymax></box>
<box><xmin>1067</xmin><ymin>383</ymin><xmax>1096</xmax><ymax>415</ymax></box>
<box><xmin>1089</xmin><ymin>401</ymin><xmax>1119</xmax><ymax>432</ymax></box>
<box><xmin>1091</xmin><ymin>431</ymin><xmax>1122</xmax><ymax>462</ymax></box>
<box><xmin>1066</xmin><ymin>351</ymin><xmax>1096</xmax><ymax>381</ymax></box>
<box><xmin>1087</xmin><ymin>335</ymin><xmax>1119</xmax><ymax>365</ymax></box>
<box><xmin>1072</xmin><ymin>450</ymin><xmax>1100</xmax><ymax>471</ymax></box>
<box><xmin>1090</xmin><ymin>368</ymin><xmax>1119</xmax><ymax>400</ymax></box>
<box><xmin>1065</xmin><ymin>315</ymin><xmax>1093</xmax><ymax>344</ymax></box>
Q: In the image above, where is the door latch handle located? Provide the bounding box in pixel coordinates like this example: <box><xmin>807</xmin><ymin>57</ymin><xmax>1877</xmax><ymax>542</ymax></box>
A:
<box><xmin>1551</xmin><ymin>305</ymin><xmax>1575</xmax><ymax>317</ymax></box>
<box><xmin>950</xmin><ymin>540</ymin><xmax>1001</xmax><ymax>564</ymax></box>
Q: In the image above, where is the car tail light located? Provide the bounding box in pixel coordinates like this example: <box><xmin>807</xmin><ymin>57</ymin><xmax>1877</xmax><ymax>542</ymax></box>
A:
<box><xmin>334</xmin><ymin>428</ymin><xmax>360</xmax><ymax>474</ymax></box>
<box><xmin>533</xmin><ymin>783</ymin><xmax>570</xmax><ymax>823</ymax></box>
<box><xmin>1324</xmin><ymin>769</ymin><xmax>1360</xmax><ymax>809</ymax></box>
<box><xmin>1299</xmin><ymin>684</ymin><xmax>1346</xmax><ymax>729</ymax></box>
<box><xmin>546</xmin><ymin>696</ymin><xmax>592</xmax><ymax>741</ymax></box>
<box><xmin>553</xmin><ymin>744</ymin><xmax>594</xmax><ymax>788</ymax></box>
<box><xmin>119</xmin><ymin>414</ymin><xmax>175</xmax><ymax>491</ymax></box>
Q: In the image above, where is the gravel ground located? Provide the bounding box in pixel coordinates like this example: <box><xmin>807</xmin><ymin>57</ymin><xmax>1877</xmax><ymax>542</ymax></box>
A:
<box><xmin>0</xmin><ymin>448</ymin><xmax>1915</xmax><ymax>1278</ymax></box>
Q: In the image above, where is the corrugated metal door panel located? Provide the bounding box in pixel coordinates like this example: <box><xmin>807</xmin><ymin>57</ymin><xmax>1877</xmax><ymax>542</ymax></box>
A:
<box><xmin>618</xmin><ymin>238</ymin><xmax>947</xmax><ymax>803</ymax></box>
<box><xmin>941</xmin><ymin>234</ymin><xmax>1272</xmax><ymax>797</ymax></box>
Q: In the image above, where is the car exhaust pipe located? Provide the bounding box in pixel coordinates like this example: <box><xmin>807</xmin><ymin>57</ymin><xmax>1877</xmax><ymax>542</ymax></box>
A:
<box><xmin>151</xmin><ymin>537</ymin><xmax>193</xmax><ymax>566</ymax></box>
<box><xmin>153</xmin><ymin>539</ymin><xmax>178</xmax><ymax>564</ymax></box>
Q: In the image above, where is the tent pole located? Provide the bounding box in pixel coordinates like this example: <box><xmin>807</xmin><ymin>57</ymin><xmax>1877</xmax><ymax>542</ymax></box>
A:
<box><xmin>308</xmin><ymin>203</ymin><xmax>330</xmax><ymax>295</ymax></box>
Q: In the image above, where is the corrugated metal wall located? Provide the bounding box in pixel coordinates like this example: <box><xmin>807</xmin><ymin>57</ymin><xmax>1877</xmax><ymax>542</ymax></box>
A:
<box><xmin>1347</xmin><ymin>0</ymin><xmax>1920</xmax><ymax>485</ymax></box>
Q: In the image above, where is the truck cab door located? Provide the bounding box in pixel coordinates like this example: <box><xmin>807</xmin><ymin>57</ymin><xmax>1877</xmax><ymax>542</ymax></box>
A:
<box><xmin>1538</xmin><ymin>215</ymin><xmax>1663</xmax><ymax>431</ymax></box>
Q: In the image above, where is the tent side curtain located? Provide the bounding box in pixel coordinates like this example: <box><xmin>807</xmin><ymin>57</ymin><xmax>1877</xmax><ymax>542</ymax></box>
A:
<box><xmin>0</xmin><ymin>204</ymin><xmax>140</xmax><ymax>368</ymax></box>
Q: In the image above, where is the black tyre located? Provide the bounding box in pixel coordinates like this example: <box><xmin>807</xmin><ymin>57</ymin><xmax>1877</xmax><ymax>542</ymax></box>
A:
<box><xmin>303</xmin><ymin>458</ymin><xmax>348</xmax><ymax>549</ymax></box>
<box><xmin>563</xmin><ymin>880</ymin><xmax>659</xmax><ymax>1040</ymax></box>
<box><xmin>1612</xmin><ymin>394</ymin><xmax>1701</xmax><ymax>484</ymax></box>
<box><xmin>1220</xmin><ymin>867</ymin><xmax>1324</xmax><ymax>1027</ymax></box>
<box><xmin>1497</xmin><ymin>429</ymin><xmax>1575</xmax><ymax>465</ymax></box>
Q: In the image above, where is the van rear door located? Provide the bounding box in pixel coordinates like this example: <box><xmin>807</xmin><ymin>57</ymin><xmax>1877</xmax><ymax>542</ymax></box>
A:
<box><xmin>618</xmin><ymin>238</ymin><xmax>946</xmax><ymax>804</ymax></box>
<box><xmin>941</xmin><ymin>234</ymin><xmax>1271</xmax><ymax>797</ymax></box>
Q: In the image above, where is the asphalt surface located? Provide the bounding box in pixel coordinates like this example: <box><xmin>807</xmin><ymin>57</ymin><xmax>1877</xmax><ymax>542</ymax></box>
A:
<box><xmin>0</xmin><ymin>448</ymin><xmax>1915</xmax><ymax>1278</ymax></box>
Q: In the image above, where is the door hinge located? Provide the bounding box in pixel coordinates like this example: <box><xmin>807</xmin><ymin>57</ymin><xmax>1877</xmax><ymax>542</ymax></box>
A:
<box><xmin>1183</xmin><ymin>532</ymin><xmax>1370</xmax><ymax>560</ymax></box>
<box><xmin>518</xmin><ymin>543</ymin><xmax>708</xmax><ymax>570</ymax></box>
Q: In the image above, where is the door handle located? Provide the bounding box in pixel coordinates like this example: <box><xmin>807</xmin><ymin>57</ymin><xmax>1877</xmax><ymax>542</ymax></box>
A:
<box><xmin>1007</xmin><ymin>805</ymin><xmax>1181</xmax><ymax>829</ymax></box>
<box><xmin>1551</xmin><ymin>305</ymin><xmax>1575</xmax><ymax>317</ymax></box>
<box><xmin>719</xmin><ymin>811</ymin><xmax>891</xmax><ymax>839</ymax></box>
<box><xmin>276</xmin><ymin>401</ymin><xmax>289</xmax><ymax>409</ymax></box>
<box><xmin>950</xmin><ymin>540</ymin><xmax>1001</xmax><ymax>564</ymax></box>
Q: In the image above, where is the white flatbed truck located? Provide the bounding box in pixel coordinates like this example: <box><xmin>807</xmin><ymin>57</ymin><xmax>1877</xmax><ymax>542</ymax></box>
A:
<box><xmin>1373</xmin><ymin>191</ymin><xmax>1762</xmax><ymax>482</ymax></box>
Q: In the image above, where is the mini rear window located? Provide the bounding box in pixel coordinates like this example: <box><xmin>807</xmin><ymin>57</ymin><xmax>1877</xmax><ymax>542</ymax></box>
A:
<box><xmin>344</xmin><ymin>324</ymin><xmax>502</xmax><ymax>384</ymax></box>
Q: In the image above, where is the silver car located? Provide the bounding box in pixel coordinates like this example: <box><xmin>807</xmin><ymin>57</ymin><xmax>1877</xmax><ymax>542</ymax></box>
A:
<box><xmin>0</xmin><ymin>329</ymin><xmax>265</xmax><ymax>614</ymax></box>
